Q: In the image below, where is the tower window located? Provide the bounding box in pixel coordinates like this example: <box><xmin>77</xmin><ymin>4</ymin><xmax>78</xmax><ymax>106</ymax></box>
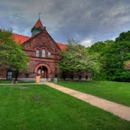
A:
<box><xmin>36</xmin><ymin>50</ymin><xmax>40</xmax><ymax>57</ymax></box>
<box><xmin>42</xmin><ymin>49</ymin><xmax>46</xmax><ymax>57</ymax></box>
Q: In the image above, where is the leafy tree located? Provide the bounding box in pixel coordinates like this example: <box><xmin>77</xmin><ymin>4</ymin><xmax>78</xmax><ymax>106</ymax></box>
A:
<box><xmin>102</xmin><ymin>31</ymin><xmax>130</xmax><ymax>81</ymax></box>
<box><xmin>88</xmin><ymin>41</ymin><xmax>106</xmax><ymax>54</ymax></box>
<box><xmin>0</xmin><ymin>29</ymin><xmax>29</xmax><ymax>83</ymax></box>
<box><xmin>59</xmin><ymin>39</ymin><xmax>101</xmax><ymax>79</ymax></box>
<box><xmin>87</xmin><ymin>40</ymin><xmax>114</xmax><ymax>80</ymax></box>
<box><xmin>88</xmin><ymin>40</ymin><xmax>114</xmax><ymax>55</ymax></box>
<box><xmin>104</xmin><ymin>41</ymin><xmax>130</xmax><ymax>81</ymax></box>
<box><xmin>87</xmin><ymin>30</ymin><xmax>130</xmax><ymax>82</ymax></box>
<box><xmin>116</xmin><ymin>31</ymin><xmax>130</xmax><ymax>42</ymax></box>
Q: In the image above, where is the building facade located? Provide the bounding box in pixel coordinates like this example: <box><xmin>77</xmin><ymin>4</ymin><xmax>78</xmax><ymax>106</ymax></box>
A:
<box><xmin>0</xmin><ymin>19</ymin><xmax>67</xmax><ymax>81</ymax></box>
<box><xmin>0</xmin><ymin>19</ymin><xmax>91</xmax><ymax>81</ymax></box>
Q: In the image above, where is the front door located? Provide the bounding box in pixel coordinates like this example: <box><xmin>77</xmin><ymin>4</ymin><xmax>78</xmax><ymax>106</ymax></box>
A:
<box><xmin>37</xmin><ymin>66</ymin><xmax>47</xmax><ymax>78</ymax></box>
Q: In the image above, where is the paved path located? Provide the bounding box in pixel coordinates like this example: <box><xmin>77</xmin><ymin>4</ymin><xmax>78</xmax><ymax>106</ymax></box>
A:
<box><xmin>43</xmin><ymin>82</ymin><xmax>130</xmax><ymax>121</ymax></box>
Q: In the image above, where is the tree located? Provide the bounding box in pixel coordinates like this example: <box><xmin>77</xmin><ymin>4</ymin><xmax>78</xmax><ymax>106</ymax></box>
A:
<box><xmin>0</xmin><ymin>29</ymin><xmax>29</xmax><ymax>83</ymax></box>
<box><xmin>102</xmin><ymin>31</ymin><xmax>130</xmax><ymax>81</ymax></box>
<box><xmin>87</xmin><ymin>40</ymin><xmax>114</xmax><ymax>80</ymax></box>
<box><xmin>116</xmin><ymin>31</ymin><xmax>130</xmax><ymax>42</ymax></box>
<box><xmin>86</xmin><ymin>30</ymin><xmax>130</xmax><ymax>82</ymax></box>
<box><xmin>104</xmin><ymin>41</ymin><xmax>130</xmax><ymax>81</ymax></box>
<box><xmin>59</xmin><ymin>39</ymin><xmax>101</xmax><ymax>79</ymax></box>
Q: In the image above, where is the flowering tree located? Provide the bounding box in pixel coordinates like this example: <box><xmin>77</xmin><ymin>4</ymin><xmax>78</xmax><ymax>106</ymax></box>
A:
<box><xmin>59</xmin><ymin>39</ymin><xmax>101</xmax><ymax>78</ymax></box>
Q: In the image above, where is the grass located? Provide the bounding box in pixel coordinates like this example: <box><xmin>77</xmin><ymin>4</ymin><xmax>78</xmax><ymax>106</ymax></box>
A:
<box><xmin>0</xmin><ymin>84</ymin><xmax>130</xmax><ymax>130</ymax></box>
<box><xmin>0</xmin><ymin>79</ymin><xmax>35</xmax><ymax>84</ymax></box>
<box><xmin>57</xmin><ymin>81</ymin><xmax>130</xmax><ymax>107</ymax></box>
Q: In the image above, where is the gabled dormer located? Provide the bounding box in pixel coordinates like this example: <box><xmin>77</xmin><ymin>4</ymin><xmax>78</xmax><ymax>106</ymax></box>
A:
<box><xmin>31</xmin><ymin>19</ymin><xmax>44</xmax><ymax>36</ymax></box>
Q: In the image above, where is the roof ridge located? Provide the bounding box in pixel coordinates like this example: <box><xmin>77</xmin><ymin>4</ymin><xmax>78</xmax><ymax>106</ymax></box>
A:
<box><xmin>12</xmin><ymin>32</ymin><xmax>30</xmax><ymax>38</ymax></box>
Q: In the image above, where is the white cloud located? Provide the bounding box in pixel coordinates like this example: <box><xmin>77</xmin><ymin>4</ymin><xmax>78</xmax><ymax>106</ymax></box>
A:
<box><xmin>80</xmin><ymin>38</ymin><xmax>93</xmax><ymax>47</ymax></box>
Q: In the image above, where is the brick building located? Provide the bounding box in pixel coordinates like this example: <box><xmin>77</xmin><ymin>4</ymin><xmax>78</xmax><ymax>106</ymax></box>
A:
<box><xmin>0</xmin><ymin>19</ymin><xmax>67</xmax><ymax>81</ymax></box>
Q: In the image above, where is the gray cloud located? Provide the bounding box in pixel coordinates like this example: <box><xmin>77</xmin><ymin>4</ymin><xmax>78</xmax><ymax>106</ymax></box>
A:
<box><xmin>0</xmin><ymin>0</ymin><xmax>130</xmax><ymax>46</ymax></box>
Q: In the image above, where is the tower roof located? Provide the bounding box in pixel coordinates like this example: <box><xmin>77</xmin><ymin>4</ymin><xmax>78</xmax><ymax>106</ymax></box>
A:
<box><xmin>33</xmin><ymin>19</ymin><xmax>44</xmax><ymax>29</ymax></box>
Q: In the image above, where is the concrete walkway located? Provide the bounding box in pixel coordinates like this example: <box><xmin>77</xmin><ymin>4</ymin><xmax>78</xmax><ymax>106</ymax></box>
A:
<box><xmin>43</xmin><ymin>82</ymin><xmax>130</xmax><ymax>121</ymax></box>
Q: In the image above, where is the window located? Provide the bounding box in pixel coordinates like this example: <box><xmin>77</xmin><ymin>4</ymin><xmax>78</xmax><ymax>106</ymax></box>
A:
<box><xmin>25</xmin><ymin>74</ymin><xmax>29</xmax><ymax>78</ymax></box>
<box><xmin>36</xmin><ymin>50</ymin><xmax>40</xmax><ymax>57</ymax></box>
<box><xmin>42</xmin><ymin>49</ymin><xmax>46</xmax><ymax>57</ymax></box>
<box><xmin>7</xmin><ymin>71</ymin><xmax>12</xmax><ymax>80</ymax></box>
<box><xmin>48</xmin><ymin>51</ymin><xmax>51</xmax><ymax>58</ymax></box>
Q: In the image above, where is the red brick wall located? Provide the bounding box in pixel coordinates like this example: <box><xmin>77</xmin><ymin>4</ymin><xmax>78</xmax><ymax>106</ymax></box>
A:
<box><xmin>0</xmin><ymin>68</ymin><xmax>7</xmax><ymax>78</ymax></box>
<box><xmin>20</xmin><ymin>29</ymin><xmax>62</xmax><ymax>79</ymax></box>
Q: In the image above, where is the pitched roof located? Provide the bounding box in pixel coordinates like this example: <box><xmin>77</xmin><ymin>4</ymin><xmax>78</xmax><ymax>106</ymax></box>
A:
<box><xmin>57</xmin><ymin>42</ymin><xmax>67</xmax><ymax>50</ymax></box>
<box><xmin>11</xmin><ymin>33</ymin><xmax>30</xmax><ymax>44</ymax></box>
<box><xmin>11</xmin><ymin>33</ymin><xmax>67</xmax><ymax>50</ymax></box>
<box><xmin>32</xmin><ymin>19</ymin><xmax>44</xmax><ymax>29</ymax></box>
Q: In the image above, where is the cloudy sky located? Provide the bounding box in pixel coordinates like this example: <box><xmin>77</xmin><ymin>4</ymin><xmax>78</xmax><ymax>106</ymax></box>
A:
<box><xmin>1</xmin><ymin>0</ymin><xmax>130</xmax><ymax>46</ymax></box>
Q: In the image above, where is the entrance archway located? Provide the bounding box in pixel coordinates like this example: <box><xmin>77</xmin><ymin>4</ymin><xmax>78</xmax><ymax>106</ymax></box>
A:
<box><xmin>37</xmin><ymin>66</ymin><xmax>48</xmax><ymax>78</ymax></box>
<box><xmin>34</xmin><ymin>63</ymin><xmax>51</xmax><ymax>79</ymax></box>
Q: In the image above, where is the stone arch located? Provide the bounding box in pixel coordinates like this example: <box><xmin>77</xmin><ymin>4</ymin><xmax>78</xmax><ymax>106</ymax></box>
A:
<box><xmin>34</xmin><ymin>63</ymin><xmax>51</xmax><ymax>74</ymax></box>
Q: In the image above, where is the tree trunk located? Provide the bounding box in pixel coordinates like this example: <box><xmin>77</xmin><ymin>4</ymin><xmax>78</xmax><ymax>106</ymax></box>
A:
<box><xmin>13</xmin><ymin>70</ymin><xmax>19</xmax><ymax>84</ymax></box>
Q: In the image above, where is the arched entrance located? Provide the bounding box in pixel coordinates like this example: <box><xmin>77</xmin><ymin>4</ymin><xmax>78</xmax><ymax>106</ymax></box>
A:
<box><xmin>34</xmin><ymin>63</ymin><xmax>51</xmax><ymax>79</ymax></box>
<box><xmin>37</xmin><ymin>66</ymin><xmax>48</xmax><ymax>78</ymax></box>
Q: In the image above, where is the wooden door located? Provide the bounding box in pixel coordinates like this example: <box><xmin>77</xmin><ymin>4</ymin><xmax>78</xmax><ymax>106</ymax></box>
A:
<box><xmin>37</xmin><ymin>67</ymin><xmax>47</xmax><ymax>78</ymax></box>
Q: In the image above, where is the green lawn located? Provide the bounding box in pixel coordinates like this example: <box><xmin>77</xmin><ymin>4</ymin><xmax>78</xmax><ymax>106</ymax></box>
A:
<box><xmin>0</xmin><ymin>80</ymin><xmax>13</xmax><ymax>84</ymax></box>
<box><xmin>57</xmin><ymin>81</ymin><xmax>130</xmax><ymax>107</ymax></box>
<box><xmin>0</xmin><ymin>79</ymin><xmax>35</xmax><ymax>84</ymax></box>
<box><xmin>0</xmin><ymin>84</ymin><xmax>130</xmax><ymax>130</ymax></box>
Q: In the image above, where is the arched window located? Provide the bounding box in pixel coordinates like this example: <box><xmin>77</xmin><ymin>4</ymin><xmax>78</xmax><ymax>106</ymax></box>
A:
<box><xmin>36</xmin><ymin>50</ymin><xmax>40</xmax><ymax>57</ymax></box>
<box><xmin>48</xmin><ymin>51</ymin><xmax>51</xmax><ymax>58</ymax></box>
<box><xmin>42</xmin><ymin>49</ymin><xmax>46</xmax><ymax>57</ymax></box>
